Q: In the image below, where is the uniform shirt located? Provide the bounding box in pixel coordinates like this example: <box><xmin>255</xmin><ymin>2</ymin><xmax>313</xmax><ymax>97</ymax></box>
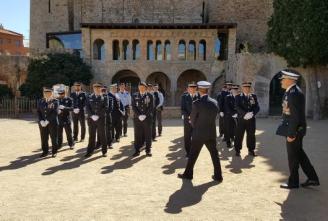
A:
<box><xmin>154</xmin><ymin>91</ymin><xmax>164</xmax><ymax>109</ymax></box>
<box><xmin>86</xmin><ymin>94</ymin><xmax>108</xmax><ymax>118</ymax></box>
<box><xmin>235</xmin><ymin>93</ymin><xmax>260</xmax><ymax>118</ymax></box>
<box><xmin>132</xmin><ymin>92</ymin><xmax>154</xmax><ymax>118</ymax></box>
<box><xmin>117</xmin><ymin>91</ymin><xmax>131</xmax><ymax>107</ymax></box>
<box><xmin>181</xmin><ymin>92</ymin><xmax>200</xmax><ymax>117</ymax></box>
<box><xmin>71</xmin><ymin>91</ymin><xmax>87</xmax><ymax>110</ymax></box>
<box><xmin>58</xmin><ymin>97</ymin><xmax>73</xmax><ymax>124</ymax></box>
<box><xmin>217</xmin><ymin>90</ymin><xmax>230</xmax><ymax>112</ymax></box>
<box><xmin>108</xmin><ymin>92</ymin><xmax>125</xmax><ymax>117</ymax></box>
<box><xmin>223</xmin><ymin>94</ymin><xmax>237</xmax><ymax>116</ymax></box>
<box><xmin>37</xmin><ymin>98</ymin><xmax>59</xmax><ymax>124</ymax></box>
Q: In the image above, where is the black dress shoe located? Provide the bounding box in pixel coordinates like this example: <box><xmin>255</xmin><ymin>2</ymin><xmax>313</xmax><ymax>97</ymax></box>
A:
<box><xmin>70</xmin><ymin>145</ymin><xmax>75</xmax><ymax>150</ymax></box>
<box><xmin>124</xmin><ymin>134</ymin><xmax>127</xmax><ymax>137</ymax></box>
<box><xmin>248</xmin><ymin>151</ymin><xmax>257</xmax><ymax>157</ymax></box>
<box><xmin>235</xmin><ymin>152</ymin><xmax>241</xmax><ymax>157</ymax></box>
<box><xmin>132</xmin><ymin>151</ymin><xmax>140</xmax><ymax>157</ymax></box>
<box><xmin>84</xmin><ymin>153</ymin><xmax>92</xmax><ymax>158</ymax></box>
<box><xmin>158</xmin><ymin>134</ymin><xmax>162</xmax><ymax>137</ymax></box>
<box><xmin>280</xmin><ymin>183</ymin><xmax>299</xmax><ymax>189</ymax></box>
<box><xmin>52</xmin><ymin>153</ymin><xmax>57</xmax><ymax>158</ymax></box>
<box><xmin>301</xmin><ymin>179</ymin><xmax>320</xmax><ymax>188</ymax></box>
<box><xmin>80</xmin><ymin>139</ymin><xmax>84</xmax><ymax>143</ymax></box>
<box><xmin>212</xmin><ymin>175</ymin><xmax>223</xmax><ymax>183</ymax></box>
<box><xmin>108</xmin><ymin>145</ymin><xmax>113</xmax><ymax>149</ymax></box>
<box><xmin>116</xmin><ymin>139</ymin><xmax>120</xmax><ymax>143</ymax></box>
<box><xmin>152</xmin><ymin>139</ymin><xmax>157</xmax><ymax>142</ymax></box>
<box><xmin>177</xmin><ymin>174</ymin><xmax>192</xmax><ymax>180</ymax></box>
<box><xmin>146</xmin><ymin>152</ymin><xmax>152</xmax><ymax>157</ymax></box>
<box><xmin>102</xmin><ymin>153</ymin><xmax>107</xmax><ymax>157</ymax></box>
<box><xmin>39</xmin><ymin>152</ymin><xmax>48</xmax><ymax>158</ymax></box>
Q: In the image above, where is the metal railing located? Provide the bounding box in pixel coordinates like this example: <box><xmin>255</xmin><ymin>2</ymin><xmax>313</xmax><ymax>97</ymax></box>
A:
<box><xmin>0</xmin><ymin>97</ymin><xmax>37</xmax><ymax>118</ymax></box>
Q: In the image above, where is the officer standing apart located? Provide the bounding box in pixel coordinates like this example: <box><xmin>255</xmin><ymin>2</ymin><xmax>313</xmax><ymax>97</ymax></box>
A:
<box><xmin>217</xmin><ymin>81</ymin><xmax>233</xmax><ymax>140</ymax></box>
<box><xmin>234</xmin><ymin>82</ymin><xmax>260</xmax><ymax>157</ymax></box>
<box><xmin>85</xmin><ymin>83</ymin><xmax>109</xmax><ymax>158</ymax></box>
<box><xmin>57</xmin><ymin>89</ymin><xmax>75</xmax><ymax>150</ymax></box>
<box><xmin>181</xmin><ymin>82</ymin><xmax>199</xmax><ymax>158</ymax></box>
<box><xmin>154</xmin><ymin>84</ymin><xmax>164</xmax><ymax>137</ymax></box>
<box><xmin>117</xmin><ymin>83</ymin><xmax>131</xmax><ymax>137</ymax></box>
<box><xmin>132</xmin><ymin>82</ymin><xmax>154</xmax><ymax>157</ymax></box>
<box><xmin>37</xmin><ymin>87</ymin><xmax>59</xmax><ymax>158</ymax></box>
<box><xmin>277</xmin><ymin>70</ymin><xmax>320</xmax><ymax>189</ymax></box>
<box><xmin>71</xmin><ymin>82</ymin><xmax>87</xmax><ymax>142</ymax></box>
<box><xmin>147</xmin><ymin>84</ymin><xmax>157</xmax><ymax>141</ymax></box>
<box><xmin>109</xmin><ymin>84</ymin><xmax>125</xmax><ymax>142</ymax></box>
<box><xmin>178</xmin><ymin>81</ymin><xmax>223</xmax><ymax>182</ymax></box>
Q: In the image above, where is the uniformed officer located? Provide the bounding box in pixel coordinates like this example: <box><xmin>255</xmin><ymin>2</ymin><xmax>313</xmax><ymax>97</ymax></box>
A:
<box><xmin>147</xmin><ymin>83</ymin><xmax>157</xmax><ymax>141</ymax></box>
<box><xmin>223</xmin><ymin>84</ymin><xmax>239</xmax><ymax>148</ymax></box>
<box><xmin>132</xmin><ymin>82</ymin><xmax>154</xmax><ymax>157</ymax></box>
<box><xmin>117</xmin><ymin>83</ymin><xmax>131</xmax><ymax>137</ymax></box>
<box><xmin>180</xmin><ymin>82</ymin><xmax>200</xmax><ymax>157</ymax></box>
<box><xmin>85</xmin><ymin>83</ymin><xmax>109</xmax><ymax>158</ymax></box>
<box><xmin>234</xmin><ymin>82</ymin><xmax>260</xmax><ymax>157</ymax></box>
<box><xmin>154</xmin><ymin>84</ymin><xmax>164</xmax><ymax>137</ymax></box>
<box><xmin>57</xmin><ymin>89</ymin><xmax>75</xmax><ymax>149</ymax></box>
<box><xmin>71</xmin><ymin>82</ymin><xmax>87</xmax><ymax>142</ymax></box>
<box><xmin>217</xmin><ymin>81</ymin><xmax>233</xmax><ymax>139</ymax></box>
<box><xmin>109</xmin><ymin>84</ymin><xmax>125</xmax><ymax>143</ymax></box>
<box><xmin>37</xmin><ymin>87</ymin><xmax>59</xmax><ymax>158</ymax></box>
<box><xmin>178</xmin><ymin>81</ymin><xmax>223</xmax><ymax>182</ymax></box>
<box><xmin>277</xmin><ymin>70</ymin><xmax>320</xmax><ymax>189</ymax></box>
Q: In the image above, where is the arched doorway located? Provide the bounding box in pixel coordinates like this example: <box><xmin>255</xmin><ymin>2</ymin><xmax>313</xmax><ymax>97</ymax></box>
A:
<box><xmin>146</xmin><ymin>72</ymin><xmax>171</xmax><ymax>105</ymax></box>
<box><xmin>269</xmin><ymin>72</ymin><xmax>306</xmax><ymax>116</ymax></box>
<box><xmin>112</xmin><ymin>70</ymin><xmax>140</xmax><ymax>94</ymax></box>
<box><xmin>176</xmin><ymin>69</ymin><xmax>206</xmax><ymax>105</ymax></box>
<box><xmin>211</xmin><ymin>75</ymin><xmax>225</xmax><ymax>98</ymax></box>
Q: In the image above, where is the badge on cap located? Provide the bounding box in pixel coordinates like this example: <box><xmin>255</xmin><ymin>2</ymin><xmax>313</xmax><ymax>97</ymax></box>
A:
<box><xmin>197</xmin><ymin>81</ymin><xmax>211</xmax><ymax>89</ymax></box>
<box><xmin>280</xmin><ymin>71</ymin><xmax>300</xmax><ymax>80</ymax></box>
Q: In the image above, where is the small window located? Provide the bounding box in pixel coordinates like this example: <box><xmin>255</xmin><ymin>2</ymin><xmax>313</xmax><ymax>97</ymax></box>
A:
<box><xmin>188</xmin><ymin>40</ymin><xmax>196</xmax><ymax>61</ymax></box>
<box><xmin>132</xmin><ymin>39</ymin><xmax>141</xmax><ymax>60</ymax></box>
<box><xmin>155</xmin><ymin>40</ymin><xmax>162</xmax><ymax>61</ymax></box>
<box><xmin>164</xmin><ymin>40</ymin><xmax>171</xmax><ymax>61</ymax></box>
<box><xmin>147</xmin><ymin>40</ymin><xmax>154</xmax><ymax>61</ymax></box>
<box><xmin>93</xmin><ymin>39</ymin><xmax>105</xmax><ymax>60</ymax></box>
<box><xmin>199</xmin><ymin>40</ymin><xmax>206</xmax><ymax>61</ymax></box>
<box><xmin>122</xmin><ymin>40</ymin><xmax>130</xmax><ymax>60</ymax></box>
<box><xmin>178</xmin><ymin>40</ymin><xmax>186</xmax><ymax>60</ymax></box>
<box><xmin>112</xmin><ymin>40</ymin><xmax>120</xmax><ymax>60</ymax></box>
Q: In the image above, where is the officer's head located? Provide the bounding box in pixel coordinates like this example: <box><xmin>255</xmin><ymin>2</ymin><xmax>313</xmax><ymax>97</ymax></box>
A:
<box><xmin>241</xmin><ymin>82</ymin><xmax>252</xmax><ymax>94</ymax></box>
<box><xmin>197</xmin><ymin>81</ymin><xmax>211</xmax><ymax>96</ymax></box>
<box><xmin>43</xmin><ymin>87</ymin><xmax>53</xmax><ymax>99</ymax></box>
<box><xmin>58</xmin><ymin>89</ymin><xmax>65</xmax><ymax>98</ymax></box>
<box><xmin>231</xmin><ymin>85</ymin><xmax>239</xmax><ymax>96</ymax></box>
<box><xmin>119</xmin><ymin>83</ymin><xmax>125</xmax><ymax>92</ymax></box>
<box><xmin>110</xmin><ymin>84</ymin><xmax>118</xmax><ymax>93</ymax></box>
<box><xmin>187</xmin><ymin>82</ymin><xmax>197</xmax><ymax>95</ymax></box>
<box><xmin>225</xmin><ymin>81</ymin><xmax>233</xmax><ymax>90</ymax></box>
<box><xmin>93</xmin><ymin>83</ymin><xmax>103</xmax><ymax>95</ymax></box>
<box><xmin>280</xmin><ymin>70</ymin><xmax>299</xmax><ymax>90</ymax></box>
<box><xmin>154</xmin><ymin>84</ymin><xmax>159</xmax><ymax>92</ymax></box>
<box><xmin>147</xmin><ymin>84</ymin><xmax>154</xmax><ymax>92</ymax></box>
<box><xmin>102</xmin><ymin>86</ymin><xmax>108</xmax><ymax>94</ymax></box>
<box><xmin>74</xmin><ymin>82</ymin><xmax>82</xmax><ymax>92</ymax></box>
<box><xmin>138</xmin><ymin>82</ymin><xmax>147</xmax><ymax>94</ymax></box>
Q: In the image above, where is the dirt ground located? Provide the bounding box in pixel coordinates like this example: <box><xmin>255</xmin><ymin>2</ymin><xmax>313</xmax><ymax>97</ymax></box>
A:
<box><xmin>0</xmin><ymin>118</ymin><xmax>327</xmax><ymax>221</ymax></box>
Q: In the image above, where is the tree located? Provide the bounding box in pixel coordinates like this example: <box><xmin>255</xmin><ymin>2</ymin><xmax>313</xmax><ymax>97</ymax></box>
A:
<box><xmin>0</xmin><ymin>85</ymin><xmax>14</xmax><ymax>98</ymax></box>
<box><xmin>267</xmin><ymin>0</ymin><xmax>328</xmax><ymax>119</ymax></box>
<box><xmin>20</xmin><ymin>53</ymin><xmax>93</xmax><ymax>98</ymax></box>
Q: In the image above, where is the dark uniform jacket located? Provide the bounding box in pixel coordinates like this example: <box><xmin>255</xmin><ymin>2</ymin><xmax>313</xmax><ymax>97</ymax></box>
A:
<box><xmin>181</xmin><ymin>92</ymin><xmax>200</xmax><ymax>117</ymax></box>
<box><xmin>235</xmin><ymin>93</ymin><xmax>260</xmax><ymax>118</ymax></box>
<box><xmin>86</xmin><ymin>94</ymin><xmax>108</xmax><ymax>119</ymax></box>
<box><xmin>280</xmin><ymin>85</ymin><xmax>307</xmax><ymax>138</ymax></box>
<box><xmin>217</xmin><ymin>90</ymin><xmax>230</xmax><ymax>112</ymax></box>
<box><xmin>58</xmin><ymin>97</ymin><xmax>73</xmax><ymax>125</ymax></box>
<box><xmin>223</xmin><ymin>94</ymin><xmax>237</xmax><ymax>116</ymax></box>
<box><xmin>37</xmin><ymin>98</ymin><xmax>59</xmax><ymax>124</ymax></box>
<box><xmin>132</xmin><ymin>92</ymin><xmax>154</xmax><ymax>119</ymax></box>
<box><xmin>190</xmin><ymin>95</ymin><xmax>219</xmax><ymax>141</ymax></box>
<box><xmin>108</xmin><ymin>93</ymin><xmax>124</xmax><ymax>118</ymax></box>
<box><xmin>71</xmin><ymin>91</ymin><xmax>87</xmax><ymax>111</ymax></box>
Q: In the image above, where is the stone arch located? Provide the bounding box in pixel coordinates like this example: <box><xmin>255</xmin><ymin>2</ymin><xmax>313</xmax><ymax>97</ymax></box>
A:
<box><xmin>176</xmin><ymin>69</ymin><xmax>207</xmax><ymax>105</ymax></box>
<box><xmin>269</xmin><ymin>70</ymin><xmax>306</xmax><ymax>116</ymax></box>
<box><xmin>112</xmin><ymin>70</ymin><xmax>141</xmax><ymax>94</ymax></box>
<box><xmin>146</xmin><ymin>72</ymin><xmax>171</xmax><ymax>105</ymax></box>
<box><xmin>211</xmin><ymin>75</ymin><xmax>225</xmax><ymax>98</ymax></box>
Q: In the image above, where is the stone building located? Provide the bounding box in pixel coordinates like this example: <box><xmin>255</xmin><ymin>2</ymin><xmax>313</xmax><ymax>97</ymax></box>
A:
<box><xmin>29</xmin><ymin>0</ymin><xmax>328</xmax><ymax>117</ymax></box>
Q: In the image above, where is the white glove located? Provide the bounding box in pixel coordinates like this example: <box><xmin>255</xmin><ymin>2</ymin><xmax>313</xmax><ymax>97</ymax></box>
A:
<box><xmin>44</xmin><ymin>120</ymin><xmax>49</xmax><ymax>126</ymax></box>
<box><xmin>73</xmin><ymin>108</ymin><xmax>80</xmax><ymax>114</ymax></box>
<box><xmin>91</xmin><ymin>115</ymin><xmax>99</xmax><ymax>121</ymax></box>
<box><xmin>138</xmin><ymin>115</ymin><xmax>146</xmax><ymax>121</ymax></box>
<box><xmin>243</xmin><ymin>112</ymin><xmax>254</xmax><ymax>120</ymax></box>
<box><xmin>58</xmin><ymin>110</ymin><xmax>62</xmax><ymax>115</ymax></box>
<box><xmin>232</xmin><ymin>114</ymin><xmax>238</xmax><ymax>118</ymax></box>
<box><xmin>181</xmin><ymin>115</ymin><xmax>184</xmax><ymax>120</ymax></box>
<box><xmin>220</xmin><ymin>112</ymin><xmax>224</xmax><ymax>117</ymax></box>
<box><xmin>40</xmin><ymin>120</ymin><xmax>46</xmax><ymax>127</ymax></box>
<box><xmin>59</xmin><ymin>105</ymin><xmax>65</xmax><ymax>110</ymax></box>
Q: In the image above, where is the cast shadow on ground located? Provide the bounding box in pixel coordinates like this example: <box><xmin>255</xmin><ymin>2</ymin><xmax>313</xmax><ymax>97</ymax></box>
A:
<box><xmin>0</xmin><ymin>152</ymin><xmax>49</xmax><ymax>172</ymax></box>
<box><xmin>100</xmin><ymin>144</ymin><xmax>147</xmax><ymax>174</ymax></box>
<box><xmin>164</xmin><ymin>179</ymin><xmax>220</xmax><ymax>214</ymax></box>
<box><xmin>161</xmin><ymin>137</ymin><xmax>187</xmax><ymax>175</ymax></box>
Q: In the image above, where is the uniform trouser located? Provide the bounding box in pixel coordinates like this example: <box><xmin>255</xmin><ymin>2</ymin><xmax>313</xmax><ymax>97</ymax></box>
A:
<box><xmin>224</xmin><ymin>115</ymin><xmax>236</xmax><ymax>144</ymax></box>
<box><xmin>97</xmin><ymin>115</ymin><xmax>112</xmax><ymax>147</ymax></box>
<box><xmin>58</xmin><ymin>122</ymin><xmax>74</xmax><ymax>147</ymax></box>
<box><xmin>183</xmin><ymin>117</ymin><xmax>192</xmax><ymax>156</ymax></box>
<box><xmin>39</xmin><ymin>123</ymin><xmax>58</xmax><ymax>154</ymax></box>
<box><xmin>234</xmin><ymin>118</ymin><xmax>256</xmax><ymax>153</ymax></box>
<box><xmin>152</xmin><ymin>110</ymin><xmax>157</xmax><ymax>139</ymax></box>
<box><xmin>112</xmin><ymin>115</ymin><xmax>122</xmax><ymax>140</ymax></box>
<box><xmin>134</xmin><ymin>117</ymin><xmax>152</xmax><ymax>153</ymax></box>
<box><xmin>156</xmin><ymin>109</ymin><xmax>163</xmax><ymax>135</ymax></box>
<box><xmin>219</xmin><ymin>116</ymin><xmax>225</xmax><ymax>136</ymax></box>
<box><xmin>87</xmin><ymin>117</ymin><xmax>107</xmax><ymax>155</ymax></box>
<box><xmin>286</xmin><ymin>135</ymin><xmax>319</xmax><ymax>186</ymax></box>
<box><xmin>122</xmin><ymin>106</ymin><xmax>129</xmax><ymax>135</ymax></box>
<box><xmin>72</xmin><ymin>111</ymin><xmax>86</xmax><ymax>140</ymax></box>
<box><xmin>183</xmin><ymin>139</ymin><xmax>222</xmax><ymax>179</ymax></box>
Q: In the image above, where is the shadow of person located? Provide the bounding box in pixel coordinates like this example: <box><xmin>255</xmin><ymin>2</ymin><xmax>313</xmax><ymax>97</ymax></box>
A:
<box><xmin>164</xmin><ymin>179</ymin><xmax>219</xmax><ymax>214</ymax></box>
<box><xmin>225</xmin><ymin>155</ymin><xmax>255</xmax><ymax>174</ymax></box>
<box><xmin>162</xmin><ymin>137</ymin><xmax>187</xmax><ymax>175</ymax></box>
<box><xmin>101</xmin><ymin>155</ymin><xmax>147</xmax><ymax>174</ymax></box>
<box><xmin>0</xmin><ymin>153</ymin><xmax>49</xmax><ymax>172</ymax></box>
<box><xmin>217</xmin><ymin>139</ymin><xmax>234</xmax><ymax>161</ymax></box>
<box><xmin>110</xmin><ymin>144</ymin><xmax>135</xmax><ymax>161</ymax></box>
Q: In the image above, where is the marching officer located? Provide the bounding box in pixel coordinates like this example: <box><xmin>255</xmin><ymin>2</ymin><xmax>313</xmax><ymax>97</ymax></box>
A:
<box><xmin>178</xmin><ymin>81</ymin><xmax>223</xmax><ymax>182</ymax></box>
<box><xmin>37</xmin><ymin>87</ymin><xmax>59</xmax><ymax>158</ymax></box>
<box><xmin>117</xmin><ymin>83</ymin><xmax>131</xmax><ymax>137</ymax></box>
<box><xmin>277</xmin><ymin>70</ymin><xmax>319</xmax><ymax>189</ymax></box>
<box><xmin>71</xmin><ymin>82</ymin><xmax>87</xmax><ymax>142</ymax></box>
<box><xmin>154</xmin><ymin>84</ymin><xmax>164</xmax><ymax>137</ymax></box>
<box><xmin>57</xmin><ymin>89</ymin><xmax>75</xmax><ymax>149</ymax></box>
<box><xmin>217</xmin><ymin>81</ymin><xmax>233</xmax><ymax>139</ymax></box>
<box><xmin>181</xmin><ymin>82</ymin><xmax>200</xmax><ymax>158</ymax></box>
<box><xmin>234</xmin><ymin>82</ymin><xmax>260</xmax><ymax>157</ymax></box>
<box><xmin>85</xmin><ymin>83</ymin><xmax>108</xmax><ymax>158</ymax></box>
<box><xmin>132</xmin><ymin>82</ymin><xmax>154</xmax><ymax>157</ymax></box>
<box><xmin>223</xmin><ymin>85</ymin><xmax>239</xmax><ymax>148</ymax></box>
<box><xmin>109</xmin><ymin>84</ymin><xmax>125</xmax><ymax>143</ymax></box>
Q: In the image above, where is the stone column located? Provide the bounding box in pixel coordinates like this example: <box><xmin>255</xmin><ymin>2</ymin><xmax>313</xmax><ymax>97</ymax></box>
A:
<box><xmin>82</xmin><ymin>27</ymin><xmax>92</xmax><ymax>65</ymax></box>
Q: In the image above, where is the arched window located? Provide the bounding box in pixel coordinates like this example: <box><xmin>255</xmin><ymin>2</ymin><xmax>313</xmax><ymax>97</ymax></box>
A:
<box><xmin>112</xmin><ymin>40</ymin><xmax>120</xmax><ymax>60</ymax></box>
<box><xmin>155</xmin><ymin>40</ymin><xmax>162</xmax><ymax>61</ymax></box>
<box><xmin>188</xmin><ymin>40</ymin><xmax>196</xmax><ymax>60</ymax></box>
<box><xmin>132</xmin><ymin>39</ymin><xmax>140</xmax><ymax>60</ymax></box>
<box><xmin>199</xmin><ymin>40</ymin><xmax>206</xmax><ymax>61</ymax></box>
<box><xmin>93</xmin><ymin>39</ymin><xmax>105</xmax><ymax>60</ymax></box>
<box><xmin>214</xmin><ymin>38</ymin><xmax>221</xmax><ymax>60</ymax></box>
<box><xmin>164</xmin><ymin>40</ymin><xmax>171</xmax><ymax>61</ymax></box>
<box><xmin>122</xmin><ymin>40</ymin><xmax>130</xmax><ymax>60</ymax></box>
<box><xmin>178</xmin><ymin>40</ymin><xmax>186</xmax><ymax>60</ymax></box>
<box><xmin>147</xmin><ymin>40</ymin><xmax>154</xmax><ymax>61</ymax></box>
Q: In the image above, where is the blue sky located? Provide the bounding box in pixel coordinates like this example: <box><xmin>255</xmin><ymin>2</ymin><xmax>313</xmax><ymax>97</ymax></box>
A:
<box><xmin>0</xmin><ymin>0</ymin><xmax>30</xmax><ymax>45</ymax></box>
